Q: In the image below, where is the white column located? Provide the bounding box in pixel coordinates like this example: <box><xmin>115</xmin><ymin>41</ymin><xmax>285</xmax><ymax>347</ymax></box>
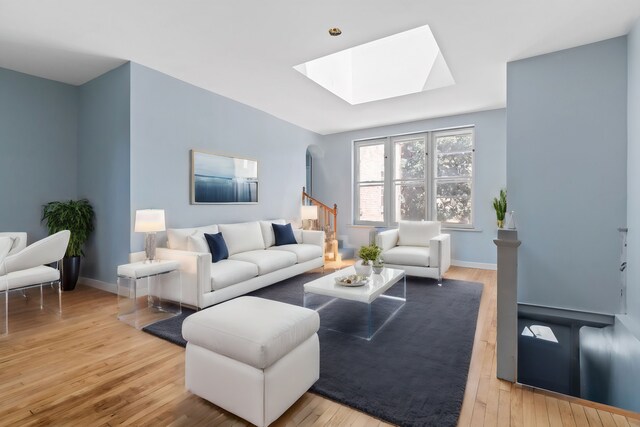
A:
<box><xmin>493</xmin><ymin>229</ymin><xmax>521</xmax><ymax>382</ymax></box>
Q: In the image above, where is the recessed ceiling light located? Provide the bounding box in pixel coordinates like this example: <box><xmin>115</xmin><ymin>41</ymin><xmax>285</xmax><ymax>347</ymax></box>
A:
<box><xmin>328</xmin><ymin>28</ymin><xmax>342</xmax><ymax>36</ymax></box>
<box><xmin>295</xmin><ymin>25</ymin><xmax>455</xmax><ymax>105</ymax></box>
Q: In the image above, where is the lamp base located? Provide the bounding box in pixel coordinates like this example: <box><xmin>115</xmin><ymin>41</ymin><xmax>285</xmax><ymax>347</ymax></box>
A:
<box><xmin>144</xmin><ymin>232</ymin><xmax>157</xmax><ymax>262</ymax></box>
<box><xmin>303</xmin><ymin>219</ymin><xmax>318</xmax><ymax>231</ymax></box>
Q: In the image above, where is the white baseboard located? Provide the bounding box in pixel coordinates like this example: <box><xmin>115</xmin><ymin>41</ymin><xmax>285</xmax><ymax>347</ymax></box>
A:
<box><xmin>451</xmin><ymin>259</ymin><xmax>497</xmax><ymax>271</ymax></box>
<box><xmin>79</xmin><ymin>276</ymin><xmax>117</xmax><ymax>294</ymax></box>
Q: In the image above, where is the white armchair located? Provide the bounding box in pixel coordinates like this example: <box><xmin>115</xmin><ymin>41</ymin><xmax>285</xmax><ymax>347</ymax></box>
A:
<box><xmin>376</xmin><ymin>221</ymin><xmax>451</xmax><ymax>285</ymax></box>
<box><xmin>0</xmin><ymin>230</ymin><xmax>70</xmax><ymax>334</ymax></box>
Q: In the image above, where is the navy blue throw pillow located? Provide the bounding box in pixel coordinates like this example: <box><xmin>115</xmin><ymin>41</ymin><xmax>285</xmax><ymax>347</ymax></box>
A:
<box><xmin>204</xmin><ymin>232</ymin><xmax>229</xmax><ymax>263</ymax></box>
<box><xmin>272</xmin><ymin>223</ymin><xmax>297</xmax><ymax>246</ymax></box>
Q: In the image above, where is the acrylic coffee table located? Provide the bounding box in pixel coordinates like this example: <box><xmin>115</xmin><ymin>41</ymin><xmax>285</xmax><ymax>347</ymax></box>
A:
<box><xmin>303</xmin><ymin>266</ymin><xmax>406</xmax><ymax>341</ymax></box>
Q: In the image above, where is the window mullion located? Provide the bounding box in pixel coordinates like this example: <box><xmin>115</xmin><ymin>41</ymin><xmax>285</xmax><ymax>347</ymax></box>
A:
<box><xmin>384</xmin><ymin>137</ymin><xmax>392</xmax><ymax>226</ymax></box>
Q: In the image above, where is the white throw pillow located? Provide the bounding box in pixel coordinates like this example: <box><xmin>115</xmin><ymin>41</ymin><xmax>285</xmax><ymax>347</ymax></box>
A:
<box><xmin>0</xmin><ymin>236</ymin><xmax>15</xmax><ymax>271</ymax></box>
<box><xmin>260</xmin><ymin>219</ymin><xmax>286</xmax><ymax>248</ymax></box>
<box><xmin>166</xmin><ymin>227</ymin><xmax>198</xmax><ymax>250</ymax></box>
<box><xmin>218</xmin><ymin>222</ymin><xmax>265</xmax><ymax>256</ymax></box>
<box><xmin>167</xmin><ymin>224</ymin><xmax>218</xmax><ymax>250</ymax></box>
<box><xmin>397</xmin><ymin>221</ymin><xmax>441</xmax><ymax>247</ymax></box>
<box><xmin>187</xmin><ymin>224</ymin><xmax>220</xmax><ymax>253</ymax></box>
<box><xmin>187</xmin><ymin>234</ymin><xmax>210</xmax><ymax>253</ymax></box>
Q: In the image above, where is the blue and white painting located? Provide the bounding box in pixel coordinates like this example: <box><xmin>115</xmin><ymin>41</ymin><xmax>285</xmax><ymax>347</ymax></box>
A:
<box><xmin>191</xmin><ymin>150</ymin><xmax>258</xmax><ymax>204</ymax></box>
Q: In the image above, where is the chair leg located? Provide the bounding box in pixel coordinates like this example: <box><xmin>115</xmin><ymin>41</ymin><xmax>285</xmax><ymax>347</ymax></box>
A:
<box><xmin>2</xmin><ymin>289</ymin><xmax>7</xmax><ymax>335</ymax></box>
<box><xmin>46</xmin><ymin>281</ymin><xmax>63</xmax><ymax>316</ymax></box>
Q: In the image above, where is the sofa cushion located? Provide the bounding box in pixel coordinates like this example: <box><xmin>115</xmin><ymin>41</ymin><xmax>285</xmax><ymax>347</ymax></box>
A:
<box><xmin>0</xmin><ymin>232</ymin><xmax>27</xmax><ymax>256</ymax></box>
<box><xmin>397</xmin><ymin>221</ymin><xmax>441</xmax><ymax>247</ymax></box>
<box><xmin>182</xmin><ymin>296</ymin><xmax>320</xmax><ymax>369</ymax></box>
<box><xmin>293</xmin><ymin>228</ymin><xmax>303</xmax><ymax>243</ymax></box>
<box><xmin>229</xmin><ymin>250</ymin><xmax>296</xmax><ymax>275</ymax></box>
<box><xmin>209</xmin><ymin>259</ymin><xmax>259</xmax><ymax>291</ymax></box>
<box><xmin>204</xmin><ymin>233</ymin><xmax>229</xmax><ymax>263</ymax></box>
<box><xmin>0</xmin><ymin>236</ymin><xmax>14</xmax><ymax>265</ymax></box>
<box><xmin>167</xmin><ymin>224</ymin><xmax>218</xmax><ymax>250</ymax></box>
<box><xmin>260</xmin><ymin>219</ymin><xmax>286</xmax><ymax>247</ymax></box>
<box><xmin>382</xmin><ymin>245</ymin><xmax>431</xmax><ymax>267</ymax></box>
<box><xmin>5</xmin><ymin>265</ymin><xmax>60</xmax><ymax>290</ymax></box>
<box><xmin>268</xmin><ymin>244</ymin><xmax>322</xmax><ymax>264</ymax></box>
<box><xmin>272</xmin><ymin>223</ymin><xmax>297</xmax><ymax>246</ymax></box>
<box><xmin>218</xmin><ymin>222</ymin><xmax>265</xmax><ymax>256</ymax></box>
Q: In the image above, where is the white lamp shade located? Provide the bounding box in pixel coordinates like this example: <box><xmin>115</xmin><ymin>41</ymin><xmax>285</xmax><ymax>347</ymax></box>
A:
<box><xmin>135</xmin><ymin>209</ymin><xmax>166</xmax><ymax>233</ymax></box>
<box><xmin>301</xmin><ymin>205</ymin><xmax>318</xmax><ymax>220</ymax></box>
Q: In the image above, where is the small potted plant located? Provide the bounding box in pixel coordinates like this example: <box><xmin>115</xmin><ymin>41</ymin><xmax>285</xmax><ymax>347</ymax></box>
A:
<box><xmin>355</xmin><ymin>244</ymin><xmax>382</xmax><ymax>276</ymax></box>
<box><xmin>492</xmin><ymin>189</ymin><xmax>507</xmax><ymax>228</ymax></box>
<box><xmin>42</xmin><ymin>199</ymin><xmax>95</xmax><ymax>291</ymax></box>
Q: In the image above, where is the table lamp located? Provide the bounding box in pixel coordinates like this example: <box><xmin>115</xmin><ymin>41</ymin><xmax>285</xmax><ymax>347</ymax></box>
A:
<box><xmin>301</xmin><ymin>205</ymin><xmax>318</xmax><ymax>230</ymax></box>
<box><xmin>135</xmin><ymin>209</ymin><xmax>166</xmax><ymax>262</ymax></box>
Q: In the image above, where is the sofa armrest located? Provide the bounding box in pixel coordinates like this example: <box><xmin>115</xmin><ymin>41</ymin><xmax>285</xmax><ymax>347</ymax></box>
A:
<box><xmin>301</xmin><ymin>230</ymin><xmax>325</xmax><ymax>248</ymax></box>
<box><xmin>429</xmin><ymin>234</ymin><xmax>451</xmax><ymax>272</ymax></box>
<box><xmin>376</xmin><ymin>229</ymin><xmax>399</xmax><ymax>252</ymax></box>
<box><xmin>131</xmin><ymin>248</ymin><xmax>212</xmax><ymax>308</ymax></box>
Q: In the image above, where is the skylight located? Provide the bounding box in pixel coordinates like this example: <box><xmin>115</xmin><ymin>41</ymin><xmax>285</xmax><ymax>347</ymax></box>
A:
<box><xmin>294</xmin><ymin>25</ymin><xmax>454</xmax><ymax>105</ymax></box>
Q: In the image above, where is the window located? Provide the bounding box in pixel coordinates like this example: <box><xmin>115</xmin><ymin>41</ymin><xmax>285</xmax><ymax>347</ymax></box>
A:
<box><xmin>354</xmin><ymin>127</ymin><xmax>474</xmax><ymax>228</ymax></box>
<box><xmin>392</xmin><ymin>135</ymin><xmax>426</xmax><ymax>222</ymax></box>
<box><xmin>354</xmin><ymin>140</ymin><xmax>386</xmax><ymax>223</ymax></box>
<box><xmin>433</xmin><ymin>129</ymin><xmax>474</xmax><ymax>226</ymax></box>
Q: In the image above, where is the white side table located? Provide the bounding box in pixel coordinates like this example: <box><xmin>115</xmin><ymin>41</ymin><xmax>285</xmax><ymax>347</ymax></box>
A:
<box><xmin>117</xmin><ymin>260</ymin><xmax>182</xmax><ymax>329</ymax></box>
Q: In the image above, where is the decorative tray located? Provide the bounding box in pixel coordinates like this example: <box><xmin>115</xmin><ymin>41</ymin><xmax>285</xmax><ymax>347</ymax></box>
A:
<box><xmin>334</xmin><ymin>274</ymin><xmax>369</xmax><ymax>287</ymax></box>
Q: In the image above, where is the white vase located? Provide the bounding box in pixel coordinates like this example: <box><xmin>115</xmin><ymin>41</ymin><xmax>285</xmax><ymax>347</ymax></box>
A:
<box><xmin>354</xmin><ymin>260</ymin><xmax>372</xmax><ymax>276</ymax></box>
<box><xmin>506</xmin><ymin>211</ymin><xmax>517</xmax><ymax>229</ymax></box>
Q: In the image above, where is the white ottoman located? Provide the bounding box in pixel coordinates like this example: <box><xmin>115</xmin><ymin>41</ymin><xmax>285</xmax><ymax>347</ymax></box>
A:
<box><xmin>182</xmin><ymin>296</ymin><xmax>320</xmax><ymax>427</ymax></box>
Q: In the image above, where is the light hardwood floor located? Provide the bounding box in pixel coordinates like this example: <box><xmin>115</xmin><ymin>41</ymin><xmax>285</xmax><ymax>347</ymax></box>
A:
<box><xmin>0</xmin><ymin>266</ymin><xmax>638</xmax><ymax>426</ymax></box>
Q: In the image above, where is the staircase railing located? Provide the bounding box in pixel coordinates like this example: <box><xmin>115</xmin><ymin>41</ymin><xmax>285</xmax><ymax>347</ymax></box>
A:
<box><xmin>302</xmin><ymin>187</ymin><xmax>339</xmax><ymax>261</ymax></box>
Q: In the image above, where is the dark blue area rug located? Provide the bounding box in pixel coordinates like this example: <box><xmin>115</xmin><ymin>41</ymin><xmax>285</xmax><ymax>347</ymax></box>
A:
<box><xmin>143</xmin><ymin>272</ymin><xmax>482</xmax><ymax>427</ymax></box>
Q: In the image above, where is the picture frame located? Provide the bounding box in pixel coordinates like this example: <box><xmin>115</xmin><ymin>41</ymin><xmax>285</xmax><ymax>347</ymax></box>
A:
<box><xmin>190</xmin><ymin>150</ymin><xmax>259</xmax><ymax>204</ymax></box>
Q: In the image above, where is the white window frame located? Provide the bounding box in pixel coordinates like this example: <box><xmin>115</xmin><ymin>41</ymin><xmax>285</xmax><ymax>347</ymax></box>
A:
<box><xmin>431</xmin><ymin>128</ymin><xmax>475</xmax><ymax>229</ymax></box>
<box><xmin>353</xmin><ymin>138</ymin><xmax>388</xmax><ymax>226</ymax></box>
<box><xmin>390</xmin><ymin>133</ymin><xmax>428</xmax><ymax>224</ymax></box>
<box><xmin>353</xmin><ymin>126</ymin><xmax>475</xmax><ymax>229</ymax></box>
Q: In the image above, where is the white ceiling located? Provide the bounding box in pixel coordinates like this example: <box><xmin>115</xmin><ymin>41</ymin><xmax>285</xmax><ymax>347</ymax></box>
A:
<box><xmin>0</xmin><ymin>0</ymin><xmax>639</xmax><ymax>135</ymax></box>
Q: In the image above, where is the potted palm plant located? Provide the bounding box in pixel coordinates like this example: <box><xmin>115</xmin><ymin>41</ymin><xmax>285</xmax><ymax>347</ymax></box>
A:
<box><xmin>42</xmin><ymin>199</ymin><xmax>95</xmax><ymax>291</ymax></box>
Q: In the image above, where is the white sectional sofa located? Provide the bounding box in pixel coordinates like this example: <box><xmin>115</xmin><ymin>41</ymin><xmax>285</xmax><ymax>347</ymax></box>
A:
<box><xmin>132</xmin><ymin>220</ymin><xmax>324</xmax><ymax>309</ymax></box>
<box><xmin>376</xmin><ymin>220</ymin><xmax>451</xmax><ymax>284</ymax></box>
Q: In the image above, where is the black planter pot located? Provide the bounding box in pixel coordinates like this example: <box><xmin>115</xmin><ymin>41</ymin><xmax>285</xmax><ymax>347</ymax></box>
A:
<box><xmin>61</xmin><ymin>256</ymin><xmax>81</xmax><ymax>291</ymax></box>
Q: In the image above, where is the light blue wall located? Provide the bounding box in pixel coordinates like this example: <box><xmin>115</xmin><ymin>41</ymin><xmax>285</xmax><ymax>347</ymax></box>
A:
<box><xmin>315</xmin><ymin>109</ymin><xmax>506</xmax><ymax>265</ymax></box>
<box><xmin>602</xmin><ymin>19</ymin><xmax>640</xmax><ymax>414</ymax></box>
<box><xmin>507</xmin><ymin>37</ymin><xmax>628</xmax><ymax>314</ymax></box>
<box><xmin>77</xmin><ymin>63</ymin><xmax>131</xmax><ymax>283</ymax></box>
<box><xmin>0</xmin><ymin>67</ymin><xmax>78</xmax><ymax>243</ymax></box>
<box><xmin>129</xmin><ymin>63</ymin><xmax>322</xmax><ymax>250</ymax></box>
<box><xmin>627</xmin><ymin>20</ymin><xmax>640</xmax><ymax>325</ymax></box>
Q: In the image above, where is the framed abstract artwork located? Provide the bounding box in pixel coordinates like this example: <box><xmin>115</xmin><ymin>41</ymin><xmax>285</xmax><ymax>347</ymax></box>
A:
<box><xmin>190</xmin><ymin>150</ymin><xmax>258</xmax><ymax>204</ymax></box>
